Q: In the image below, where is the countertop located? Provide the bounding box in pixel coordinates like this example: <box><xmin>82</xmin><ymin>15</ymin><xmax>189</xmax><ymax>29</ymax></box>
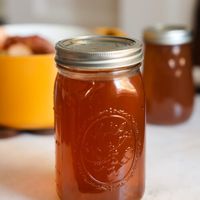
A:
<box><xmin>0</xmin><ymin>96</ymin><xmax>200</xmax><ymax>200</ymax></box>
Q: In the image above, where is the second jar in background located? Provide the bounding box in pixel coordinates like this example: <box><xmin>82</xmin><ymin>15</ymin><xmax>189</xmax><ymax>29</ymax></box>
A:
<box><xmin>143</xmin><ymin>25</ymin><xmax>194</xmax><ymax>125</ymax></box>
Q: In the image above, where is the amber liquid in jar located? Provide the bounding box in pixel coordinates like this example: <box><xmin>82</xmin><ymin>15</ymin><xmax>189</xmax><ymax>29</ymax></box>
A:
<box><xmin>54</xmin><ymin>66</ymin><xmax>145</xmax><ymax>200</ymax></box>
<box><xmin>143</xmin><ymin>42</ymin><xmax>194</xmax><ymax>125</ymax></box>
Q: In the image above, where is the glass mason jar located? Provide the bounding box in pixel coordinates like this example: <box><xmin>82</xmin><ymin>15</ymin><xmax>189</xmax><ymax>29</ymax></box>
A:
<box><xmin>54</xmin><ymin>36</ymin><xmax>145</xmax><ymax>200</ymax></box>
<box><xmin>143</xmin><ymin>25</ymin><xmax>194</xmax><ymax>125</ymax></box>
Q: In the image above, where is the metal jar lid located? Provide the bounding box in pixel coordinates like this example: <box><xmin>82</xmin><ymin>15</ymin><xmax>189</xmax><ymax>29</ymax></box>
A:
<box><xmin>55</xmin><ymin>35</ymin><xmax>143</xmax><ymax>70</ymax></box>
<box><xmin>143</xmin><ymin>25</ymin><xmax>192</xmax><ymax>45</ymax></box>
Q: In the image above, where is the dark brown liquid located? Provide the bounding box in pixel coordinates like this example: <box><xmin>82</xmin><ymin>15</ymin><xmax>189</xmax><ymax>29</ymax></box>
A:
<box><xmin>54</xmin><ymin>68</ymin><xmax>145</xmax><ymax>200</ymax></box>
<box><xmin>143</xmin><ymin>43</ymin><xmax>194</xmax><ymax>124</ymax></box>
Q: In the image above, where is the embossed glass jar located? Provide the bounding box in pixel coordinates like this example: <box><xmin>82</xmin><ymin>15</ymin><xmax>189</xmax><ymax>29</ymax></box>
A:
<box><xmin>54</xmin><ymin>36</ymin><xmax>145</xmax><ymax>200</ymax></box>
<box><xmin>143</xmin><ymin>25</ymin><xmax>194</xmax><ymax>125</ymax></box>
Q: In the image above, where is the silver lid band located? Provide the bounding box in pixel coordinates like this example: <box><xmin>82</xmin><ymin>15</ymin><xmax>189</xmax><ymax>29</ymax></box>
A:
<box><xmin>55</xmin><ymin>35</ymin><xmax>143</xmax><ymax>70</ymax></box>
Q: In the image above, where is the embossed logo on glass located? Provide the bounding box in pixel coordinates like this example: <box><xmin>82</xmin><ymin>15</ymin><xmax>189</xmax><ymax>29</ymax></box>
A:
<box><xmin>79</xmin><ymin>108</ymin><xmax>142</xmax><ymax>191</ymax></box>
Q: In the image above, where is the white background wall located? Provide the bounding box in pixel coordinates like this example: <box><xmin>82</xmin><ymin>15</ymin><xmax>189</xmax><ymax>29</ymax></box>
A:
<box><xmin>3</xmin><ymin>0</ymin><xmax>117</xmax><ymax>27</ymax></box>
<box><xmin>119</xmin><ymin>0</ymin><xmax>197</xmax><ymax>39</ymax></box>
<box><xmin>1</xmin><ymin>0</ymin><xmax>197</xmax><ymax>39</ymax></box>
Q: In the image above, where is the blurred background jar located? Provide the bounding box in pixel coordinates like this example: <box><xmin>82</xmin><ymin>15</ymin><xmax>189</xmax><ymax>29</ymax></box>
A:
<box><xmin>143</xmin><ymin>25</ymin><xmax>194</xmax><ymax>125</ymax></box>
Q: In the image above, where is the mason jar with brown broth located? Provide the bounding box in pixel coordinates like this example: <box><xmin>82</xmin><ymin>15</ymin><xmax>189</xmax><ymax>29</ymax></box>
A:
<box><xmin>143</xmin><ymin>25</ymin><xmax>194</xmax><ymax>125</ymax></box>
<box><xmin>54</xmin><ymin>36</ymin><xmax>145</xmax><ymax>200</ymax></box>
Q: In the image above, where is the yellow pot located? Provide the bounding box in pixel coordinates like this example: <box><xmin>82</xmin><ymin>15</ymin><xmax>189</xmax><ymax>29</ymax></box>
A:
<box><xmin>0</xmin><ymin>54</ymin><xmax>56</xmax><ymax>130</ymax></box>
